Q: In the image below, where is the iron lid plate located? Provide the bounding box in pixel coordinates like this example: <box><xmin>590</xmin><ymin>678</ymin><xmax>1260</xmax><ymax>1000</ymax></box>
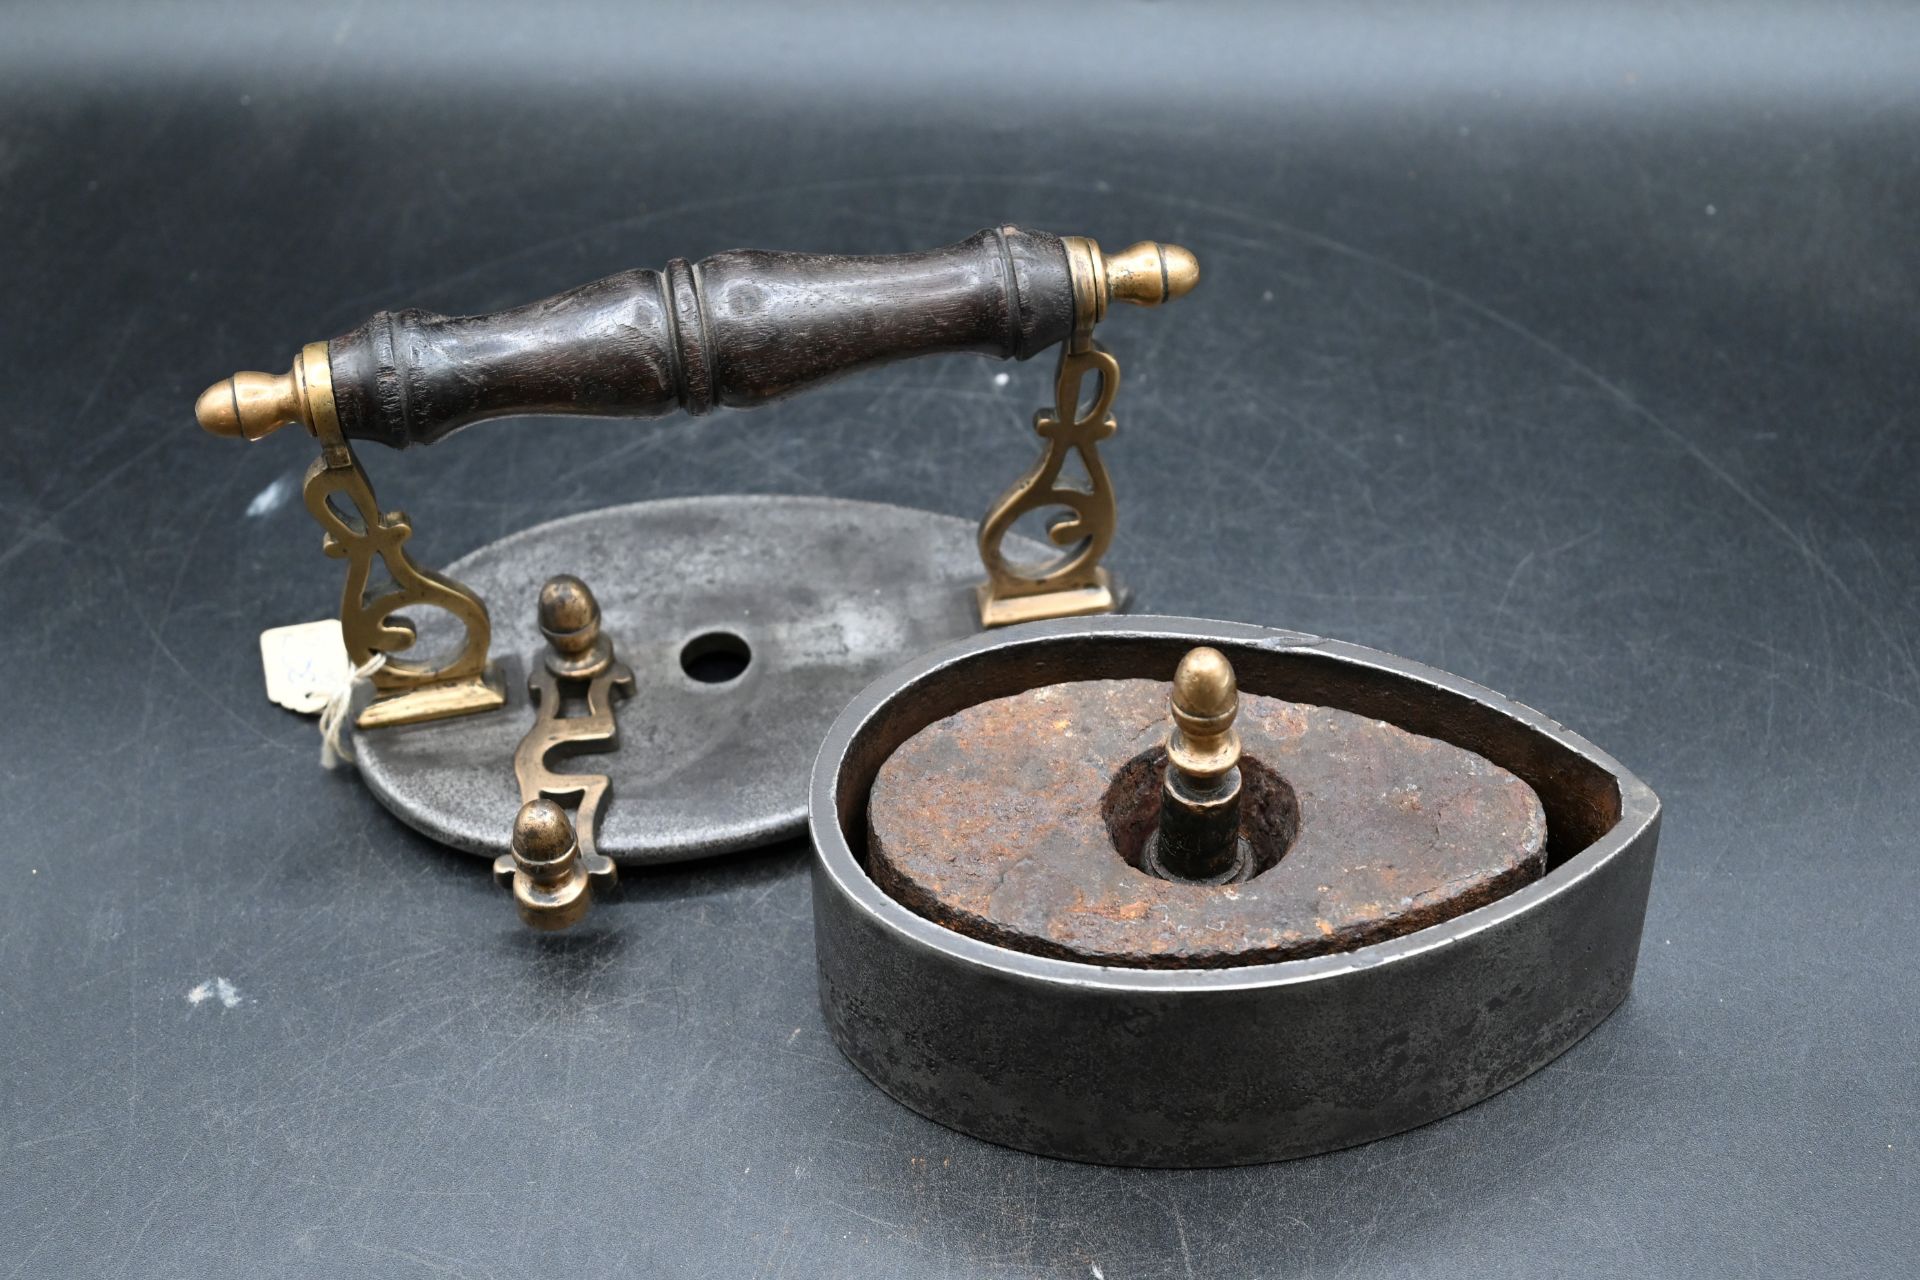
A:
<box><xmin>356</xmin><ymin>494</ymin><xmax>1060</xmax><ymax>865</ymax></box>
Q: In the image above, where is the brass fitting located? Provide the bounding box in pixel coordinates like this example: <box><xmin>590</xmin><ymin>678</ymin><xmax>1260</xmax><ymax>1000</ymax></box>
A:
<box><xmin>1167</xmin><ymin>646</ymin><xmax>1241</xmax><ymax>780</ymax></box>
<box><xmin>505</xmin><ymin>799</ymin><xmax>596</xmax><ymax>931</ymax></box>
<box><xmin>1063</xmin><ymin>238</ymin><xmax>1202</xmax><ymax>337</ymax></box>
<box><xmin>193</xmin><ymin>344</ymin><xmax>331</xmax><ymax>443</ymax></box>
<box><xmin>537</xmin><ymin>574</ymin><xmax>612</xmax><ymax>680</ymax></box>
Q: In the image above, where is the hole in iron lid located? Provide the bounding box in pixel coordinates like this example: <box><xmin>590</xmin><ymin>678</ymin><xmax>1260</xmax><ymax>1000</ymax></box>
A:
<box><xmin>680</xmin><ymin>631</ymin><xmax>752</xmax><ymax>684</ymax></box>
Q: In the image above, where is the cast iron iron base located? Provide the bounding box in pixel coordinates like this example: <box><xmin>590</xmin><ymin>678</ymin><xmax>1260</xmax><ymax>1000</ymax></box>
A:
<box><xmin>810</xmin><ymin>616</ymin><xmax>1661</xmax><ymax>1167</ymax></box>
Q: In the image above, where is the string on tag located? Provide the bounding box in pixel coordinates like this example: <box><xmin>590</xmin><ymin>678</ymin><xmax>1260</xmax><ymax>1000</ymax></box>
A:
<box><xmin>319</xmin><ymin>653</ymin><xmax>387</xmax><ymax>770</ymax></box>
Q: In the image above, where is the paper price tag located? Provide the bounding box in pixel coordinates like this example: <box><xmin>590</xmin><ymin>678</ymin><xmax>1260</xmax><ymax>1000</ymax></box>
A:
<box><xmin>259</xmin><ymin>619</ymin><xmax>351</xmax><ymax>716</ymax></box>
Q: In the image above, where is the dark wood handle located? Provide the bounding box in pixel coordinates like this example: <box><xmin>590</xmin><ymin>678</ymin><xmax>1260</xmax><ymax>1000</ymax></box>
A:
<box><xmin>326</xmin><ymin>226</ymin><xmax>1073</xmax><ymax>448</ymax></box>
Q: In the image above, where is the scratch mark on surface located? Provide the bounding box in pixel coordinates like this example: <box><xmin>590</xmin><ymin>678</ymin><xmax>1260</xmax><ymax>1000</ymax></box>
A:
<box><xmin>1159</xmin><ymin>188</ymin><xmax>1920</xmax><ymax>693</ymax></box>
<box><xmin>0</xmin><ymin>433</ymin><xmax>169</xmax><ymax>579</ymax></box>
<box><xmin>186</xmin><ymin>977</ymin><xmax>242</xmax><ymax>1008</ymax></box>
<box><xmin>244</xmin><ymin>472</ymin><xmax>294</xmax><ymax>517</ymax></box>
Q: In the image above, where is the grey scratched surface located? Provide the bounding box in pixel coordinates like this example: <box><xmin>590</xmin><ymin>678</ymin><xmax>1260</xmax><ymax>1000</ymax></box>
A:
<box><xmin>1</xmin><ymin>3</ymin><xmax>1916</xmax><ymax>1276</ymax></box>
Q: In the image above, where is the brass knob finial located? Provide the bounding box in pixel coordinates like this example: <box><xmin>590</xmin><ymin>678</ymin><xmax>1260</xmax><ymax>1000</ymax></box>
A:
<box><xmin>1104</xmin><ymin>241</ymin><xmax>1201</xmax><ymax>309</ymax></box>
<box><xmin>505</xmin><ymin>798</ymin><xmax>595</xmax><ymax>930</ymax></box>
<box><xmin>512</xmin><ymin>798</ymin><xmax>579</xmax><ymax>886</ymax></box>
<box><xmin>1167</xmin><ymin>645</ymin><xmax>1241</xmax><ymax>780</ymax></box>
<box><xmin>537</xmin><ymin>574</ymin><xmax>612</xmax><ymax>679</ymax></box>
<box><xmin>1064</xmin><ymin>237</ymin><xmax>1201</xmax><ymax>336</ymax></box>
<box><xmin>193</xmin><ymin>343</ymin><xmax>334</xmax><ymax>443</ymax></box>
<box><xmin>195</xmin><ymin>369</ymin><xmax>302</xmax><ymax>441</ymax></box>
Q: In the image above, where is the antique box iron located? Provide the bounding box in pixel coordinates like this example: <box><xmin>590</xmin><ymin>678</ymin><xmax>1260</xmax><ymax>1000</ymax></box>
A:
<box><xmin>810</xmin><ymin>616</ymin><xmax>1662</xmax><ymax>1166</ymax></box>
<box><xmin>195</xmin><ymin>221</ymin><xmax>1664</xmax><ymax>1165</ymax></box>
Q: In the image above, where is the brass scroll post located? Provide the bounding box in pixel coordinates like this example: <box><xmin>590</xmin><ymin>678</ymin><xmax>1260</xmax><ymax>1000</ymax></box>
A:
<box><xmin>975</xmin><ymin>238</ymin><xmax>1199</xmax><ymax>627</ymax></box>
<box><xmin>195</xmin><ymin>343</ymin><xmax>505</xmax><ymax>728</ymax></box>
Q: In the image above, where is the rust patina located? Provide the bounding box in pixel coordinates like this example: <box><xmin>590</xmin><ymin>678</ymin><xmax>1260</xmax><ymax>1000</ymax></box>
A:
<box><xmin>868</xmin><ymin>679</ymin><xmax>1547</xmax><ymax>968</ymax></box>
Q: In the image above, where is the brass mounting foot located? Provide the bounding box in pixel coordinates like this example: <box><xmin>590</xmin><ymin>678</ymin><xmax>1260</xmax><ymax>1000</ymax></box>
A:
<box><xmin>354</xmin><ymin>673</ymin><xmax>507</xmax><ymax>729</ymax></box>
<box><xmin>975</xmin><ymin>569</ymin><xmax>1119</xmax><ymax>628</ymax></box>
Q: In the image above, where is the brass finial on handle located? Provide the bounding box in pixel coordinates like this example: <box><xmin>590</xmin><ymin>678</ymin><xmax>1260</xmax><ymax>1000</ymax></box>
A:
<box><xmin>194</xmin><ymin>356</ymin><xmax>319</xmax><ymax>442</ymax></box>
<box><xmin>1063</xmin><ymin>238</ymin><xmax>1201</xmax><ymax>336</ymax></box>
<box><xmin>1106</xmin><ymin>241</ymin><xmax>1202</xmax><ymax>309</ymax></box>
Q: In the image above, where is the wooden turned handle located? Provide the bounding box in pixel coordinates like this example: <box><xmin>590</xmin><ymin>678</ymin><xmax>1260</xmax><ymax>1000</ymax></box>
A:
<box><xmin>193</xmin><ymin>230</ymin><xmax>1199</xmax><ymax>449</ymax></box>
<box><xmin>326</xmin><ymin>225</ymin><xmax>1074</xmax><ymax>448</ymax></box>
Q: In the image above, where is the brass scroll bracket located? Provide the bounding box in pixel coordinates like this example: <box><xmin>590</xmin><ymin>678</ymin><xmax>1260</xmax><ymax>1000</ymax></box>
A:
<box><xmin>975</xmin><ymin>338</ymin><xmax>1121</xmax><ymax>626</ymax></box>
<box><xmin>974</xmin><ymin>238</ymin><xmax>1198</xmax><ymax>627</ymax></box>
<box><xmin>493</xmin><ymin>575</ymin><xmax>633</xmax><ymax>930</ymax></box>
<box><xmin>197</xmin><ymin>343</ymin><xmax>504</xmax><ymax>728</ymax></box>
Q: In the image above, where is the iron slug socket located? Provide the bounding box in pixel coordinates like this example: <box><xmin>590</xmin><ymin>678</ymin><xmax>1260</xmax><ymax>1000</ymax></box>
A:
<box><xmin>807</xmin><ymin>616</ymin><xmax>1661</xmax><ymax>1167</ymax></box>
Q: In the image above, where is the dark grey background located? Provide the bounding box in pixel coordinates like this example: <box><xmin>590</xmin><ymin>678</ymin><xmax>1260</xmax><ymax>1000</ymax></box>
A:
<box><xmin>2</xmin><ymin>3</ymin><xmax>1915</xmax><ymax>1276</ymax></box>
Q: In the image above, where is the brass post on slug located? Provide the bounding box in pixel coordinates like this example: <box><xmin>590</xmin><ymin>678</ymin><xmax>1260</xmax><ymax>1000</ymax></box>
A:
<box><xmin>1145</xmin><ymin>646</ymin><xmax>1249</xmax><ymax>884</ymax></box>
